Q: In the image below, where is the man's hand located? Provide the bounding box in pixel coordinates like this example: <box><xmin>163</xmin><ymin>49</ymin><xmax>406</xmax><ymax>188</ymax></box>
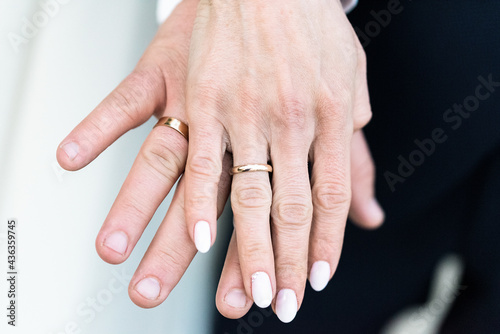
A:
<box><xmin>57</xmin><ymin>0</ymin><xmax>211</xmax><ymax>308</ymax></box>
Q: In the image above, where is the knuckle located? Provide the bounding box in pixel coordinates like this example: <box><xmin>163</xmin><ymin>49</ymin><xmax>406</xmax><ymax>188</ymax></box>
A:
<box><xmin>313</xmin><ymin>182</ymin><xmax>351</xmax><ymax>213</ymax></box>
<box><xmin>109</xmin><ymin>89</ymin><xmax>140</xmax><ymax>121</ymax></box>
<box><xmin>128</xmin><ymin>67</ymin><xmax>163</xmax><ymax>92</ymax></box>
<box><xmin>141</xmin><ymin>134</ymin><xmax>186</xmax><ymax>182</ymax></box>
<box><xmin>277</xmin><ymin>96</ymin><xmax>309</xmax><ymax>130</ymax></box>
<box><xmin>187</xmin><ymin>154</ymin><xmax>222</xmax><ymax>179</ymax></box>
<box><xmin>86</xmin><ymin>115</ymin><xmax>107</xmax><ymax>142</ymax></box>
<box><xmin>158</xmin><ymin>49</ymin><xmax>187</xmax><ymax>83</ymax></box>
<box><xmin>275</xmin><ymin>259</ymin><xmax>308</xmax><ymax>283</ymax></box>
<box><xmin>187</xmin><ymin>193</ymin><xmax>213</xmax><ymax>211</ymax></box>
<box><xmin>329</xmin><ymin>94</ymin><xmax>351</xmax><ymax>117</ymax></box>
<box><xmin>241</xmin><ymin>240</ymin><xmax>265</xmax><ymax>258</ymax></box>
<box><xmin>272</xmin><ymin>197</ymin><xmax>312</xmax><ymax>227</ymax></box>
<box><xmin>238</xmin><ymin>240</ymin><xmax>272</xmax><ymax>267</ymax></box>
<box><xmin>120</xmin><ymin>198</ymin><xmax>149</xmax><ymax>221</ymax></box>
<box><xmin>110</xmin><ymin>68</ymin><xmax>163</xmax><ymax>121</ymax></box>
<box><xmin>316</xmin><ymin>93</ymin><xmax>352</xmax><ymax>128</ymax></box>
<box><xmin>231</xmin><ymin>183</ymin><xmax>272</xmax><ymax>212</ymax></box>
<box><xmin>310</xmin><ymin>229</ymin><xmax>344</xmax><ymax>266</ymax></box>
<box><xmin>186</xmin><ymin>154</ymin><xmax>220</xmax><ymax>210</ymax></box>
<box><xmin>150</xmin><ymin>246</ymin><xmax>187</xmax><ymax>274</ymax></box>
<box><xmin>316</xmin><ymin>231</ymin><xmax>344</xmax><ymax>254</ymax></box>
<box><xmin>237</xmin><ymin>94</ymin><xmax>262</xmax><ymax>119</ymax></box>
<box><xmin>190</xmin><ymin>80</ymin><xmax>225</xmax><ymax>109</ymax></box>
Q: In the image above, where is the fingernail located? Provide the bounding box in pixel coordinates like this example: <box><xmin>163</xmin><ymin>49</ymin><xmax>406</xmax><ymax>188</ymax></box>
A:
<box><xmin>61</xmin><ymin>142</ymin><xmax>79</xmax><ymax>161</ymax></box>
<box><xmin>309</xmin><ymin>261</ymin><xmax>331</xmax><ymax>292</ymax></box>
<box><xmin>135</xmin><ymin>277</ymin><xmax>161</xmax><ymax>300</ymax></box>
<box><xmin>103</xmin><ymin>231</ymin><xmax>128</xmax><ymax>255</ymax></box>
<box><xmin>368</xmin><ymin>198</ymin><xmax>385</xmax><ymax>226</ymax></box>
<box><xmin>276</xmin><ymin>289</ymin><xmax>298</xmax><ymax>323</ymax></box>
<box><xmin>251</xmin><ymin>272</ymin><xmax>272</xmax><ymax>308</ymax></box>
<box><xmin>224</xmin><ymin>288</ymin><xmax>248</xmax><ymax>308</ymax></box>
<box><xmin>194</xmin><ymin>221</ymin><xmax>211</xmax><ymax>253</ymax></box>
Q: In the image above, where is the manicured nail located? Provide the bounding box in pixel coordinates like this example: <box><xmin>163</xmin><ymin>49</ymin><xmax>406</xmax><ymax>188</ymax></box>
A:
<box><xmin>103</xmin><ymin>231</ymin><xmax>128</xmax><ymax>255</ymax></box>
<box><xmin>276</xmin><ymin>289</ymin><xmax>298</xmax><ymax>323</ymax></box>
<box><xmin>194</xmin><ymin>221</ymin><xmax>211</xmax><ymax>253</ymax></box>
<box><xmin>251</xmin><ymin>272</ymin><xmax>272</xmax><ymax>308</ymax></box>
<box><xmin>224</xmin><ymin>289</ymin><xmax>248</xmax><ymax>308</ymax></box>
<box><xmin>309</xmin><ymin>261</ymin><xmax>331</xmax><ymax>292</ymax></box>
<box><xmin>368</xmin><ymin>198</ymin><xmax>385</xmax><ymax>226</ymax></box>
<box><xmin>61</xmin><ymin>142</ymin><xmax>79</xmax><ymax>161</ymax></box>
<box><xmin>135</xmin><ymin>277</ymin><xmax>161</xmax><ymax>300</ymax></box>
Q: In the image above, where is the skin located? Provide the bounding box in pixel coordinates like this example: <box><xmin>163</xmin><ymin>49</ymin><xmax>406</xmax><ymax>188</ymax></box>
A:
<box><xmin>56</xmin><ymin>0</ymin><xmax>384</xmax><ymax>321</ymax></box>
<box><xmin>183</xmin><ymin>0</ymin><xmax>381</xmax><ymax>316</ymax></box>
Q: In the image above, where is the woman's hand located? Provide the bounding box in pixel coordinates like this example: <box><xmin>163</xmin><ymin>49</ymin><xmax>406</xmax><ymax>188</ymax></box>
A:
<box><xmin>182</xmin><ymin>0</ymin><xmax>379</xmax><ymax>321</ymax></box>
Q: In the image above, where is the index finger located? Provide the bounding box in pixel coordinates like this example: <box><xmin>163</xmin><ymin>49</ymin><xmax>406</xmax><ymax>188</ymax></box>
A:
<box><xmin>56</xmin><ymin>66</ymin><xmax>165</xmax><ymax>171</ymax></box>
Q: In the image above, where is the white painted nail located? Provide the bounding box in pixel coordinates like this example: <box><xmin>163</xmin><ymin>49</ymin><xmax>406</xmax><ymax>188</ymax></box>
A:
<box><xmin>276</xmin><ymin>289</ymin><xmax>298</xmax><ymax>323</ymax></box>
<box><xmin>61</xmin><ymin>142</ymin><xmax>79</xmax><ymax>161</ymax></box>
<box><xmin>224</xmin><ymin>289</ymin><xmax>248</xmax><ymax>308</ymax></box>
<box><xmin>135</xmin><ymin>277</ymin><xmax>161</xmax><ymax>300</ymax></box>
<box><xmin>103</xmin><ymin>231</ymin><xmax>128</xmax><ymax>255</ymax></box>
<box><xmin>251</xmin><ymin>272</ymin><xmax>272</xmax><ymax>308</ymax></box>
<box><xmin>194</xmin><ymin>221</ymin><xmax>211</xmax><ymax>253</ymax></box>
<box><xmin>309</xmin><ymin>261</ymin><xmax>331</xmax><ymax>292</ymax></box>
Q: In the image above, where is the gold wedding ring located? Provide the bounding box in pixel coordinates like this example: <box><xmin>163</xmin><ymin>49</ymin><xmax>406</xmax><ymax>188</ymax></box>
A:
<box><xmin>231</xmin><ymin>164</ymin><xmax>273</xmax><ymax>175</ymax></box>
<box><xmin>154</xmin><ymin>116</ymin><xmax>189</xmax><ymax>140</ymax></box>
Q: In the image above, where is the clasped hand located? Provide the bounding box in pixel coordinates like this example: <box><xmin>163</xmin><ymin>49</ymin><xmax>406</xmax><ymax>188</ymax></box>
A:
<box><xmin>57</xmin><ymin>0</ymin><xmax>383</xmax><ymax>323</ymax></box>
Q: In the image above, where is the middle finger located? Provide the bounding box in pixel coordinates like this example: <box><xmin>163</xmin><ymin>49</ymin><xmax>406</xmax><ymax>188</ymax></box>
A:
<box><xmin>270</xmin><ymin>133</ymin><xmax>313</xmax><ymax>323</ymax></box>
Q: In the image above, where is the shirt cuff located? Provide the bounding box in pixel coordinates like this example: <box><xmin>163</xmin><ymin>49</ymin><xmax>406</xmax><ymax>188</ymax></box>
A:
<box><xmin>157</xmin><ymin>0</ymin><xmax>358</xmax><ymax>25</ymax></box>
